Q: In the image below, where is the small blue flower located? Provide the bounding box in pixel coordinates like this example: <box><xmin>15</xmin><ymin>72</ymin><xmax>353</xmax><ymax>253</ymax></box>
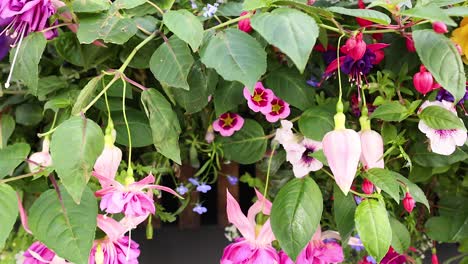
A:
<box><xmin>350</xmin><ymin>235</ymin><xmax>365</xmax><ymax>251</ymax></box>
<box><xmin>193</xmin><ymin>204</ymin><xmax>207</xmax><ymax>215</ymax></box>
<box><xmin>176</xmin><ymin>184</ymin><xmax>189</xmax><ymax>195</ymax></box>
<box><xmin>306</xmin><ymin>76</ymin><xmax>320</xmax><ymax>87</ymax></box>
<box><xmin>196</xmin><ymin>183</ymin><xmax>212</xmax><ymax>193</ymax></box>
<box><xmin>354</xmin><ymin>196</ymin><xmax>363</xmax><ymax>205</ymax></box>
<box><xmin>227</xmin><ymin>175</ymin><xmax>238</xmax><ymax>185</ymax></box>
<box><xmin>202</xmin><ymin>3</ymin><xmax>219</xmax><ymax>18</ymax></box>
<box><xmin>190</xmin><ymin>0</ymin><xmax>197</xmax><ymax>9</ymax></box>
<box><xmin>188</xmin><ymin>177</ymin><xmax>199</xmax><ymax>186</ymax></box>
<box><xmin>366</xmin><ymin>256</ymin><xmax>377</xmax><ymax>264</ymax></box>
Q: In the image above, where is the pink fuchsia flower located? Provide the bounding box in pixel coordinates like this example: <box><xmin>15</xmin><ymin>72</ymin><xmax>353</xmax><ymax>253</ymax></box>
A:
<box><xmin>405</xmin><ymin>36</ymin><xmax>416</xmax><ymax>52</ymax></box>
<box><xmin>403</xmin><ymin>192</ymin><xmax>415</xmax><ymax>213</ymax></box>
<box><xmin>359</xmin><ymin>129</ymin><xmax>384</xmax><ymax>170</ymax></box>
<box><xmin>89</xmin><ymin>215</ymin><xmax>140</xmax><ymax>264</ymax></box>
<box><xmin>212</xmin><ymin>112</ymin><xmax>245</xmax><ymax>137</ymax></box>
<box><xmin>381</xmin><ymin>247</ymin><xmax>407</xmax><ymax>264</ymax></box>
<box><xmin>95</xmin><ymin>173</ymin><xmax>181</xmax><ymax>218</ymax></box>
<box><xmin>28</xmin><ymin>138</ymin><xmax>52</xmax><ymax>173</ymax></box>
<box><xmin>432</xmin><ymin>253</ymin><xmax>439</xmax><ymax>264</ymax></box>
<box><xmin>432</xmin><ymin>22</ymin><xmax>448</xmax><ymax>34</ymax></box>
<box><xmin>288</xmin><ymin>138</ymin><xmax>323</xmax><ymax>178</ymax></box>
<box><xmin>341</xmin><ymin>33</ymin><xmax>367</xmax><ymax>61</ymax></box>
<box><xmin>417</xmin><ymin>100</ymin><xmax>467</xmax><ymax>155</ymax></box>
<box><xmin>238</xmin><ymin>11</ymin><xmax>252</xmax><ymax>33</ymax></box>
<box><xmin>361</xmin><ymin>178</ymin><xmax>374</xmax><ymax>194</ymax></box>
<box><xmin>265</xmin><ymin>96</ymin><xmax>291</xmax><ymax>123</ymax></box>
<box><xmin>93</xmin><ymin>135</ymin><xmax>122</xmax><ymax>188</ymax></box>
<box><xmin>243</xmin><ymin>82</ymin><xmax>274</xmax><ymax>114</ymax></box>
<box><xmin>413</xmin><ymin>65</ymin><xmax>438</xmax><ymax>95</ymax></box>
<box><xmin>220</xmin><ymin>190</ymin><xmax>279</xmax><ymax>264</ymax></box>
<box><xmin>23</xmin><ymin>241</ymin><xmax>68</xmax><ymax>264</ymax></box>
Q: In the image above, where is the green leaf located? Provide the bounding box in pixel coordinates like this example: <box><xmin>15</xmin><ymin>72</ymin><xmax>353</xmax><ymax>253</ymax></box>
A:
<box><xmin>9</xmin><ymin>32</ymin><xmax>47</xmax><ymax>95</ymax></box>
<box><xmin>0</xmin><ymin>114</ymin><xmax>15</xmax><ymax>148</ymax></box>
<box><xmin>419</xmin><ymin>105</ymin><xmax>466</xmax><ymax>130</ymax></box>
<box><xmin>44</xmin><ymin>98</ymin><xmax>72</xmax><ymax>113</ymax></box>
<box><xmin>355</xmin><ymin>199</ymin><xmax>392</xmax><ymax>262</ymax></box>
<box><xmin>394</xmin><ymin>174</ymin><xmax>430</xmax><ymax>210</ymax></box>
<box><xmin>327</xmin><ymin>7</ymin><xmax>391</xmax><ymax>25</ymax></box>
<box><xmin>371</xmin><ymin>101</ymin><xmax>408</xmax><ymax>122</ymax></box>
<box><xmin>401</xmin><ymin>4</ymin><xmax>456</xmax><ymax>26</ymax></box>
<box><xmin>15</xmin><ymin>103</ymin><xmax>43</xmax><ymax>126</ymax></box>
<box><xmin>265</xmin><ymin>68</ymin><xmax>315</xmax><ymax>110</ymax></box>
<box><xmin>113</xmin><ymin>0</ymin><xmax>147</xmax><ymax>9</ymax></box>
<box><xmin>243</xmin><ymin>0</ymin><xmax>268</xmax><ymax>11</ymax></box>
<box><xmin>29</xmin><ymin>186</ymin><xmax>97</xmax><ymax>264</ymax></box>
<box><xmin>213</xmin><ymin>80</ymin><xmax>244</xmax><ymax>117</ymax></box>
<box><xmin>299</xmin><ymin>106</ymin><xmax>334</xmax><ymax>141</ymax></box>
<box><xmin>413</xmin><ymin>30</ymin><xmax>466</xmax><ymax>102</ymax></box>
<box><xmin>271</xmin><ymin>1</ymin><xmax>334</xmax><ymax>19</ymax></box>
<box><xmin>218</xmin><ymin>119</ymin><xmax>267</xmax><ymax>164</ymax></box>
<box><xmin>251</xmin><ymin>8</ymin><xmax>318</xmax><ymax>73</ymax></box>
<box><xmin>71</xmin><ymin>76</ymin><xmax>102</xmax><ymax>115</ymax></box>
<box><xmin>112</xmin><ymin>109</ymin><xmax>153</xmax><ymax>147</ymax></box>
<box><xmin>37</xmin><ymin>76</ymin><xmax>69</xmax><ymax>101</ymax></box>
<box><xmin>154</xmin><ymin>0</ymin><xmax>175</xmax><ymax>10</ymax></box>
<box><xmin>119</xmin><ymin>37</ymin><xmax>160</xmax><ymax>69</ymax></box>
<box><xmin>0</xmin><ymin>184</ymin><xmax>18</xmax><ymax>250</ymax></box>
<box><xmin>444</xmin><ymin>7</ymin><xmax>468</xmax><ymax>17</ymax></box>
<box><xmin>141</xmin><ymin>89</ymin><xmax>181</xmax><ymax>164</ymax></box>
<box><xmin>333</xmin><ymin>184</ymin><xmax>356</xmax><ymax>243</ymax></box>
<box><xmin>425</xmin><ymin>197</ymin><xmax>468</xmax><ymax>242</ymax></box>
<box><xmin>412</xmin><ymin>142</ymin><xmax>468</xmax><ymax>167</ymax></box>
<box><xmin>390</xmin><ymin>217</ymin><xmax>411</xmax><ymax>254</ymax></box>
<box><xmin>163</xmin><ymin>10</ymin><xmax>204</xmax><ymax>52</ymax></box>
<box><xmin>150</xmin><ymin>36</ymin><xmax>194</xmax><ymax>90</ymax></box>
<box><xmin>0</xmin><ymin>143</ymin><xmax>30</xmax><ymax>179</ymax></box>
<box><xmin>200</xmin><ymin>28</ymin><xmax>267</xmax><ymax>92</ymax></box>
<box><xmin>72</xmin><ymin>0</ymin><xmax>110</xmax><ymax>12</ymax></box>
<box><xmin>363</xmin><ymin>168</ymin><xmax>401</xmax><ymax>203</ymax></box>
<box><xmin>420</xmin><ymin>0</ymin><xmax>466</xmax><ymax>6</ymax></box>
<box><xmin>50</xmin><ymin>117</ymin><xmax>104</xmax><ymax>203</ymax></box>
<box><xmin>271</xmin><ymin>177</ymin><xmax>323</xmax><ymax>261</ymax></box>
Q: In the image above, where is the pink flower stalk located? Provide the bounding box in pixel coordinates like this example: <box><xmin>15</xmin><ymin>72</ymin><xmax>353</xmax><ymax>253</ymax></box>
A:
<box><xmin>238</xmin><ymin>11</ymin><xmax>252</xmax><ymax>33</ymax></box>
<box><xmin>89</xmin><ymin>215</ymin><xmax>140</xmax><ymax>264</ymax></box>
<box><xmin>93</xmin><ymin>137</ymin><xmax>122</xmax><ymax>188</ymax></box>
<box><xmin>243</xmin><ymin>82</ymin><xmax>274</xmax><ymax>114</ymax></box>
<box><xmin>265</xmin><ymin>96</ymin><xmax>291</xmax><ymax>123</ymax></box>
<box><xmin>418</xmin><ymin>100</ymin><xmax>467</xmax><ymax>155</ymax></box>
<box><xmin>432</xmin><ymin>22</ymin><xmax>448</xmax><ymax>34</ymax></box>
<box><xmin>95</xmin><ymin>173</ymin><xmax>181</xmax><ymax>218</ymax></box>
<box><xmin>405</xmin><ymin>36</ymin><xmax>416</xmax><ymax>52</ymax></box>
<box><xmin>28</xmin><ymin>138</ymin><xmax>52</xmax><ymax>173</ymax></box>
<box><xmin>403</xmin><ymin>192</ymin><xmax>415</xmax><ymax>213</ymax></box>
<box><xmin>23</xmin><ymin>241</ymin><xmax>68</xmax><ymax>264</ymax></box>
<box><xmin>341</xmin><ymin>33</ymin><xmax>367</xmax><ymax>61</ymax></box>
<box><xmin>361</xmin><ymin>178</ymin><xmax>374</xmax><ymax>194</ymax></box>
<box><xmin>413</xmin><ymin>65</ymin><xmax>438</xmax><ymax>95</ymax></box>
<box><xmin>220</xmin><ymin>190</ymin><xmax>279</xmax><ymax>264</ymax></box>
<box><xmin>359</xmin><ymin>130</ymin><xmax>384</xmax><ymax>170</ymax></box>
<box><xmin>288</xmin><ymin>138</ymin><xmax>324</xmax><ymax>178</ymax></box>
<box><xmin>212</xmin><ymin>112</ymin><xmax>245</xmax><ymax>137</ymax></box>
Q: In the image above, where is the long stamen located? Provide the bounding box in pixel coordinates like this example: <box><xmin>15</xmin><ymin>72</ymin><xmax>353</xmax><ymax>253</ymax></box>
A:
<box><xmin>5</xmin><ymin>26</ymin><xmax>26</xmax><ymax>89</ymax></box>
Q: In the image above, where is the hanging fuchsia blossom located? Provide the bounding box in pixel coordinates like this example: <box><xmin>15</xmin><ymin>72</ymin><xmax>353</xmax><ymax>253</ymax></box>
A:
<box><xmin>93</xmin><ymin>131</ymin><xmax>122</xmax><ymax>188</ymax></box>
<box><xmin>403</xmin><ymin>192</ymin><xmax>415</xmax><ymax>213</ymax></box>
<box><xmin>212</xmin><ymin>112</ymin><xmax>245</xmax><ymax>137</ymax></box>
<box><xmin>243</xmin><ymin>82</ymin><xmax>274</xmax><ymax>114</ymax></box>
<box><xmin>413</xmin><ymin>65</ymin><xmax>439</xmax><ymax>95</ymax></box>
<box><xmin>341</xmin><ymin>33</ymin><xmax>367</xmax><ymax>61</ymax></box>
<box><xmin>28</xmin><ymin>138</ymin><xmax>52</xmax><ymax>173</ymax></box>
<box><xmin>418</xmin><ymin>100</ymin><xmax>467</xmax><ymax>155</ymax></box>
<box><xmin>405</xmin><ymin>36</ymin><xmax>416</xmax><ymax>52</ymax></box>
<box><xmin>220</xmin><ymin>190</ymin><xmax>279</xmax><ymax>264</ymax></box>
<box><xmin>362</xmin><ymin>178</ymin><xmax>374</xmax><ymax>194</ymax></box>
<box><xmin>359</xmin><ymin>130</ymin><xmax>384</xmax><ymax>170</ymax></box>
<box><xmin>23</xmin><ymin>241</ymin><xmax>68</xmax><ymax>264</ymax></box>
<box><xmin>265</xmin><ymin>96</ymin><xmax>290</xmax><ymax>123</ymax></box>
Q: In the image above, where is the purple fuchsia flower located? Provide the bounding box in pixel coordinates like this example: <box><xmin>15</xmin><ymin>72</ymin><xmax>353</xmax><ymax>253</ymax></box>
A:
<box><xmin>227</xmin><ymin>175</ymin><xmax>238</xmax><ymax>185</ymax></box>
<box><xmin>193</xmin><ymin>203</ymin><xmax>208</xmax><ymax>215</ymax></box>
<box><xmin>23</xmin><ymin>241</ymin><xmax>68</xmax><ymax>264</ymax></box>
<box><xmin>243</xmin><ymin>82</ymin><xmax>274</xmax><ymax>114</ymax></box>
<box><xmin>288</xmin><ymin>138</ymin><xmax>324</xmax><ymax>178</ymax></box>
<box><xmin>196</xmin><ymin>182</ymin><xmax>211</xmax><ymax>193</ymax></box>
<box><xmin>212</xmin><ymin>112</ymin><xmax>245</xmax><ymax>137</ymax></box>
<box><xmin>176</xmin><ymin>184</ymin><xmax>188</xmax><ymax>195</ymax></box>
<box><xmin>264</xmin><ymin>96</ymin><xmax>290</xmax><ymax>123</ymax></box>
<box><xmin>0</xmin><ymin>31</ymin><xmax>11</xmax><ymax>60</ymax></box>
<box><xmin>418</xmin><ymin>100</ymin><xmax>467</xmax><ymax>155</ymax></box>
<box><xmin>436</xmin><ymin>84</ymin><xmax>468</xmax><ymax>105</ymax></box>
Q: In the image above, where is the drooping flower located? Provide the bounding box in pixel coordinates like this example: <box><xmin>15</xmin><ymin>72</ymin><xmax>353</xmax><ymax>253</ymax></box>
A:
<box><xmin>93</xmin><ymin>130</ymin><xmax>122</xmax><ymax>188</ymax></box>
<box><xmin>212</xmin><ymin>112</ymin><xmax>245</xmax><ymax>137</ymax></box>
<box><xmin>341</xmin><ymin>33</ymin><xmax>367</xmax><ymax>61</ymax></box>
<box><xmin>381</xmin><ymin>247</ymin><xmax>407</xmax><ymax>264</ymax></box>
<box><xmin>95</xmin><ymin>173</ymin><xmax>181</xmax><ymax>218</ymax></box>
<box><xmin>359</xmin><ymin>129</ymin><xmax>384</xmax><ymax>170</ymax></box>
<box><xmin>288</xmin><ymin>138</ymin><xmax>323</xmax><ymax>178</ymax></box>
<box><xmin>205</xmin><ymin>125</ymin><xmax>215</xmax><ymax>143</ymax></box>
<box><xmin>28</xmin><ymin>138</ymin><xmax>52</xmax><ymax>173</ymax></box>
<box><xmin>176</xmin><ymin>184</ymin><xmax>189</xmax><ymax>195</ymax></box>
<box><xmin>417</xmin><ymin>100</ymin><xmax>467</xmax><ymax>155</ymax></box>
<box><xmin>403</xmin><ymin>192</ymin><xmax>415</xmax><ymax>213</ymax></box>
<box><xmin>220</xmin><ymin>190</ymin><xmax>279</xmax><ymax>264</ymax></box>
<box><xmin>413</xmin><ymin>65</ymin><xmax>438</xmax><ymax>95</ymax></box>
<box><xmin>451</xmin><ymin>17</ymin><xmax>468</xmax><ymax>63</ymax></box>
<box><xmin>23</xmin><ymin>242</ymin><xmax>68</xmax><ymax>264</ymax></box>
<box><xmin>238</xmin><ymin>11</ymin><xmax>252</xmax><ymax>33</ymax></box>
<box><xmin>243</xmin><ymin>83</ymin><xmax>274</xmax><ymax>114</ymax></box>
<box><xmin>432</xmin><ymin>21</ymin><xmax>448</xmax><ymax>34</ymax></box>
<box><xmin>361</xmin><ymin>178</ymin><xmax>374</xmax><ymax>194</ymax></box>
<box><xmin>314</xmin><ymin>44</ymin><xmax>337</xmax><ymax>65</ymax></box>
<box><xmin>196</xmin><ymin>182</ymin><xmax>212</xmax><ymax>193</ymax></box>
<box><xmin>432</xmin><ymin>253</ymin><xmax>439</xmax><ymax>264</ymax></box>
<box><xmin>193</xmin><ymin>203</ymin><xmax>208</xmax><ymax>215</ymax></box>
<box><xmin>264</xmin><ymin>96</ymin><xmax>290</xmax><ymax>123</ymax></box>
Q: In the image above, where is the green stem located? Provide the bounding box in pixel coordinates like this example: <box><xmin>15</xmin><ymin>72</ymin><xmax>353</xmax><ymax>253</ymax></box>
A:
<box><xmin>145</xmin><ymin>0</ymin><xmax>164</xmax><ymax>16</ymax></box>
<box><xmin>318</xmin><ymin>23</ymin><xmax>342</xmax><ymax>33</ymax></box>
<box><xmin>0</xmin><ymin>171</ymin><xmax>42</xmax><ymax>184</ymax></box>
<box><xmin>336</xmin><ymin>34</ymin><xmax>346</xmax><ymax>106</ymax></box>
<box><xmin>81</xmin><ymin>75</ymin><xmax>120</xmax><ymax>114</ymax></box>
<box><xmin>362</xmin><ymin>29</ymin><xmax>398</xmax><ymax>34</ymax></box>
<box><xmin>262</xmin><ymin>142</ymin><xmax>277</xmax><ymax>200</ymax></box>
<box><xmin>121</xmin><ymin>78</ymin><xmax>133</xmax><ymax>174</ymax></box>
<box><xmin>119</xmin><ymin>31</ymin><xmax>157</xmax><ymax>72</ymax></box>
<box><xmin>205</xmin><ymin>13</ymin><xmax>253</xmax><ymax>31</ymax></box>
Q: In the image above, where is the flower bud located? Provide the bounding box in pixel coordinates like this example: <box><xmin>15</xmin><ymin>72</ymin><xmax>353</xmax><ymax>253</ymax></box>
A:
<box><xmin>403</xmin><ymin>192</ymin><xmax>415</xmax><ymax>213</ymax></box>
<box><xmin>413</xmin><ymin>65</ymin><xmax>434</xmax><ymax>95</ymax></box>
<box><xmin>205</xmin><ymin>125</ymin><xmax>215</xmax><ymax>143</ymax></box>
<box><xmin>362</xmin><ymin>178</ymin><xmax>374</xmax><ymax>194</ymax></box>
<box><xmin>238</xmin><ymin>11</ymin><xmax>252</xmax><ymax>33</ymax></box>
<box><xmin>359</xmin><ymin>129</ymin><xmax>384</xmax><ymax>170</ymax></box>
<box><xmin>343</xmin><ymin>33</ymin><xmax>367</xmax><ymax>61</ymax></box>
<box><xmin>432</xmin><ymin>253</ymin><xmax>439</xmax><ymax>264</ymax></box>
<box><xmin>405</xmin><ymin>36</ymin><xmax>416</xmax><ymax>52</ymax></box>
<box><xmin>28</xmin><ymin>139</ymin><xmax>52</xmax><ymax>172</ymax></box>
<box><xmin>432</xmin><ymin>22</ymin><xmax>448</xmax><ymax>34</ymax></box>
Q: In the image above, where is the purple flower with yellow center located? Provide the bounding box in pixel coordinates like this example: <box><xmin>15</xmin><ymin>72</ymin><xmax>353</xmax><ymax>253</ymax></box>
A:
<box><xmin>193</xmin><ymin>203</ymin><xmax>207</xmax><ymax>215</ymax></box>
<box><xmin>212</xmin><ymin>112</ymin><xmax>244</xmax><ymax>137</ymax></box>
<box><xmin>196</xmin><ymin>182</ymin><xmax>211</xmax><ymax>193</ymax></box>
<box><xmin>264</xmin><ymin>96</ymin><xmax>291</xmax><ymax>123</ymax></box>
<box><xmin>227</xmin><ymin>175</ymin><xmax>238</xmax><ymax>185</ymax></box>
<box><xmin>243</xmin><ymin>82</ymin><xmax>274</xmax><ymax>114</ymax></box>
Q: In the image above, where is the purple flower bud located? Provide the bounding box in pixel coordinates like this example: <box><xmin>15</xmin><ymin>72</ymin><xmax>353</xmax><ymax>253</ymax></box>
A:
<box><xmin>196</xmin><ymin>183</ymin><xmax>212</xmax><ymax>193</ymax></box>
<box><xmin>193</xmin><ymin>204</ymin><xmax>207</xmax><ymax>214</ymax></box>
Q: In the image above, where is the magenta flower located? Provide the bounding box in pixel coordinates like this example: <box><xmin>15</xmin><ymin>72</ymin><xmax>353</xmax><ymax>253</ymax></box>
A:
<box><xmin>238</xmin><ymin>11</ymin><xmax>252</xmax><ymax>33</ymax></box>
<box><xmin>361</xmin><ymin>178</ymin><xmax>374</xmax><ymax>194</ymax></box>
<box><xmin>341</xmin><ymin>33</ymin><xmax>367</xmax><ymax>61</ymax></box>
<box><xmin>288</xmin><ymin>138</ymin><xmax>323</xmax><ymax>178</ymax></box>
<box><xmin>403</xmin><ymin>192</ymin><xmax>415</xmax><ymax>213</ymax></box>
<box><xmin>413</xmin><ymin>65</ymin><xmax>438</xmax><ymax>95</ymax></box>
<box><xmin>93</xmin><ymin>140</ymin><xmax>122</xmax><ymax>188</ymax></box>
<box><xmin>28</xmin><ymin>138</ymin><xmax>52</xmax><ymax>173</ymax></box>
<box><xmin>23</xmin><ymin>241</ymin><xmax>68</xmax><ymax>264</ymax></box>
<box><xmin>0</xmin><ymin>31</ymin><xmax>11</xmax><ymax>60</ymax></box>
<box><xmin>432</xmin><ymin>21</ymin><xmax>448</xmax><ymax>34</ymax></box>
<box><xmin>220</xmin><ymin>190</ymin><xmax>279</xmax><ymax>264</ymax></box>
<box><xmin>243</xmin><ymin>82</ymin><xmax>274</xmax><ymax>114</ymax></box>
<box><xmin>381</xmin><ymin>247</ymin><xmax>407</xmax><ymax>264</ymax></box>
<box><xmin>212</xmin><ymin>112</ymin><xmax>245</xmax><ymax>137</ymax></box>
<box><xmin>95</xmin><ymin>173</ymin><xmax>181</xmax><ymax>218</ymax></box>
<box><xmin>418</xmin><ymin>100</ymin><xmax>467</xmax><ymax>155</ymax></box>
<box><xmin>265</xmin><ymin>97</ymin><xmax>291</xmax><ymax>123</ymax></box>
<box><xmin>359</xmin><ymin>129</ymin><xmax>384</xmax><ymax>170</ymax></box>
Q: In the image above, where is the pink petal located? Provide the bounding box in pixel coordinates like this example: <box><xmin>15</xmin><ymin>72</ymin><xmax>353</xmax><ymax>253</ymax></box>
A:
<box><xmin>93</xmin><ymin>145</ymin><xmax>122</xmax><ymax>187</ymax></box>
<box><xmin>256</xmin><ymin>219</ymin><xmax>276</xmax><ymax>245</ymax></box>
<box><xmin>17</xmin><ymin>192</ymin><xmax>32</xmax><ymax>234</ymax></box>
<box><xmin>359</xmin><ymin>130</ymin><xmax>384</xmax><ymax>170</ymax></box>
<box><xmin>97</xmin><ymin>215</ymin><xmax>127</xmax><ymax>242</ymax></box>
<box><xmin>226</xmin><ymin>190</ymin><xmax>255</xmax><ymax>241</ymax></box>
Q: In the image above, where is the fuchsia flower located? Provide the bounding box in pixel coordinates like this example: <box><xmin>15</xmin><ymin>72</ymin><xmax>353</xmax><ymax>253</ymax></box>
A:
<box><xmin>413</xmin><ymin>65</ymin><xmax>439</xmax><ymax>95</ymax></box>
<box><xmin>220</xmin><ymin>190</ymin><xmax>279</xmax><ymax>264</ymax></box>
<box><xmin>361</xmin><ymin>178</ymin><xmax>374</xmax><ymax>194</ymax></box>
<box><xmin>405</xmin><ymin>36</ymin><xmax>416</xmax><ymax>52</ymax></box>
<box><xmin>89</xmin><ymin>215</ymin><xmax>140</xmax><ymax>264</ymax></box>
<box><xmin>432</xmin><ymin>22</ymin><xmax>448</xmax><ymax>34</ymax></box>
<box><xmin>356</xmin><ymin>0</ymin><xmax>372</xmax><ymax>27</ymax></box>
<box><xmin>23</xmin><ymin>241</ymin><xmax>68</xmax><ymax>264</ymax></box>
<box><xmin>403</xmin><ymin>192</ymin><xmax>415</xmax><ymax>213</ymax></box>
<box><xmin>381</xmin><ymin>247</ymin><xmax>407</xmax><ymax>264</ymax></box>
<box><xmin>359</xmin><ymin>130</ymin><xmax>384</xmax><ymax>170</ymax></box>
<box><xmin>213</xmin><ymin>112</ymin><xmax>245</xmax><ymax>137</ymax></box>
<box><xmin>28</xmin><ymin>138</ymin><xmax>52</xmax><ymax>173</ymax></box>
<box><xmin>418</xmin><ymin>100</ymin><xmax>467</xmax><ymax>155</ymax></box>
<box><xmin>341</xmin><ymin>33</ymin><xmax>366</xmax><ymax>61</ymax></box>
<box><xmin>243</xmin><ymin>82</ymin><xmax>274</xmax><ymax>114</ymax></box>
<box><xmin>238</xmin><ymin>11</ymin><xmax>252</xmax><ymax>33</ymax></box>
<box><xmin>93</xmin><ymin>134</ymin><xmax>122</xmax><ymax>188</ymax></box>
<box><xmin>265</xmin><ymin>97</ymin><xmax>290</xmax><ymax>123</ymax></box>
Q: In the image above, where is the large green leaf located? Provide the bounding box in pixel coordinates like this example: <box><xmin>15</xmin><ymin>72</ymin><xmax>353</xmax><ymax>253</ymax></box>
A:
<box><xmin>0</xmin><ymin>143</ymin><xmax>30</xmax><ymax>179</ymax></box>
<box><xmin>413</xmin><ymin>30</ymin><xmax>466</xmax><ymax>103</ymax></box>
<box><xmin>0</xmin><ymin>114</ymin><xmax>15</xmax><ymax>148</ymax></box>
<box><xmin>355</xmin><ymin>199</ymin><xmax>392</xmax><ymax>262</ymax></box>
<box><xmin>72</xmin><ymin>0</ymin><xmax>110</xmax><ymax>12</ymax></box>
<box><xmin>327</xmin><ymin>6</ymin><xmax>391</xmax><ymax>25</ymax></box>
<box><xmin>113</xmin><ymin>0</ymin><xmax>147</xmax><ymax>9</ymax></box>
<box><xmin>265</xmin><ymin>68</ymin><xmax>315</xmax><ymax>110</ymax></box>
<box><xmin>299</xmin><ymin>106</ymin><xmax>334</xmax><ymax>141</ymax></box>
<box><xmin>119</xmin><ymin>37</ymin><xmax>160</xmax><ymax>69</ymax></box>
<box><xmin>390</xmin><ymin>217</ymin><xmax>411</xmax><ymax>254</ymax></box>
<box><xmin>333</xmin><ymin>184</ymin><xmax>356</xmax><ymax>243</ymax></box>
<box><xmin>251</xmin><ymin>8</ymin><xmax>319</xmax><ymax>73</ymax></box>
<box><xmin>0</xmin><ymin>184</ymin><xmax>18</xmax><ymax>250</ymax></box>
<box><xmin>141</xmin><ymin>89</ymin><xmax>181</xmax><ymax>164</ymax></box>
<box><xmin>419</xmin><ymin>105</ymin><xmax>466</xmax><ymax>130</ymax></box>
<box><xmin>29</xmin><ymin>186</ymin><xmax>97</xmax><ymax>264</ymax></box>
<box><xmin>218</xmin><ymin>119</ymin><xmax>267</xmax><ymax>164</ymax></box>
<box><xmin>213</xmin><ymin>80</ymin><xmax>244</xmax><ymax>117</ymax></box>
<box><xmin>401</xmin><ymin>4</ymin><xmax>456</xmax><ymax>26</ymax></box>
<box><xmin>9</xmin><ymin>32</ymin><xmax>47</xmax><ymax>95</ymax></box>
<box><xmin>363</xmin><ymin>168</ymin><xmax>401</xmax><ymax>203</ymax></box>
<box><xmin>163</xmin><ymin>10</ymin><xmax>204</xmax><ymax>52</ymax></box>
<box><xmin>200</xmin><ymin>28</ymin><xmax>267</xmax><ymax>92</ymax></box>
<box><xmin>50</xmin><ymin>117</ymin><xmax>104</xmax><ymax>203</ymax></box>
<box><xmin>394</xmin><ymin>174</ymin><xmax>430</xmax><ymax>210</ymax></box>
<box><xmin>371</xmin><ymin>101</ymin><xmax>409</xmax><ymax>122</ymax></box>
<box><xmin>425</xmin><ymin>197</ymin><xmax>468</xmax><ymax>242</ymax></box>
<box><xmin>150</xmin><ymin>36</ymin><xmax>194</xmax><ymax>90</ymax></box>
<box><xmin>444</xmin><ymin>7</ymin><xmax>468</xmax><ymax>17</ymax></box>
<box><xmin>112</xmin><ymin>109</ymin><xmax>153</xmax><ymax>147</ymax></box>
<box><xmin>412</xmin><ymin>142</ymin><xmax>468</xmax><ymax>168</ymax></box>
<box><xmin>71</xmin><ymin>76</ymin><xmax>103</xmax><ymax>115</ymax></box>
<box><xmin>271</xmin><ymin>177</ymin><xmax>323</xmax><ymax>261</ymax></box>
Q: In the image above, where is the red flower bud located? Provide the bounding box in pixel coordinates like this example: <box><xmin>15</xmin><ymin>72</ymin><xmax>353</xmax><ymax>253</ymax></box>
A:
<box><xmin>413</xmin><ymin>65</ymin><xmax>435</xmax><ymax>95</ymax></box>
<box><xmin>432</xmin><ymin>253</ymin><xmax>439</xmax><ymax>264</ymax></box>
<box><xmin>238</xmin><ymin>11</ymin><xmax>252</xmax><ymax>33</ymax></box>
<box><xmin>362</xmin><ymin>178</ymin><xmax>374</xmax><ymax>194</ymax></box>
<box><xmin>343</xmin><ymin>33</ymin><xmax>367</xmax><ymax>61</ymax></box>
<box><xmin>403</xmin><ymin>192</ymin><xmax>415</xmax><ymax>213</ymax></box>
<box><xmin>432</xmin><ymin>22</ymin><xmax>448</xmax><ymax>34</ymax></box>
<box><xmin>405</xmin><ymin>36</ymin><xmax>416</xmax><ymax>52</ymax></box>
